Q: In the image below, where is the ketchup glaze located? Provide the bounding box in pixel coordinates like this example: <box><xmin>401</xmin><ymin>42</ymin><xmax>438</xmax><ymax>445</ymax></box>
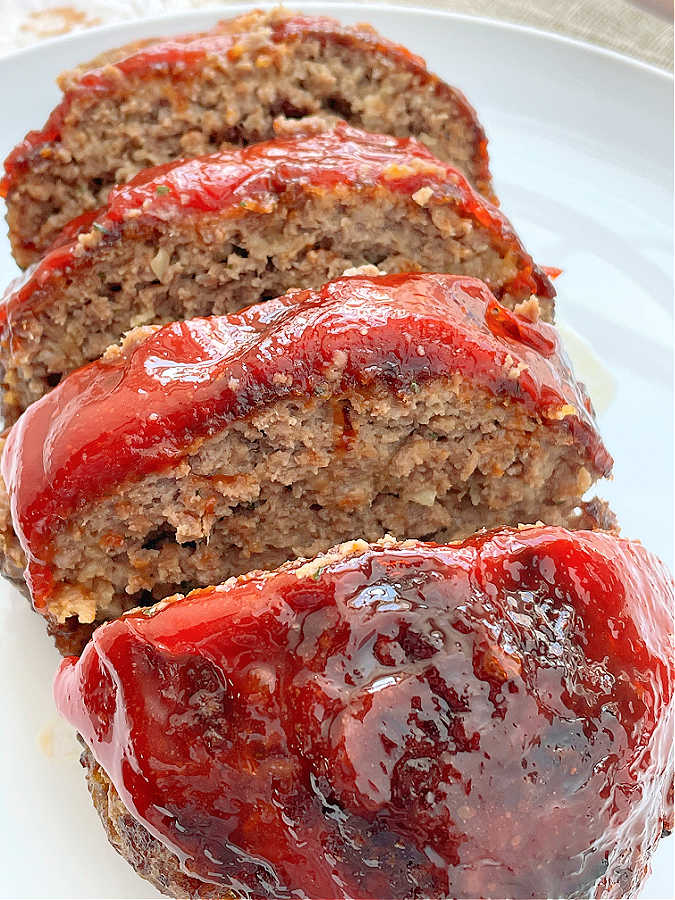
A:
<box><xmin>1</xmin><ymin>12</ymin><xmax>490</xmax><ymax>199</ymax></box>
<box><xmin>0</xmin><ymin>122</ymin><xmax>551</xmax><ymax>333</ymax></box>
<box><xmin>54</xmin><ymin>528</ymin><xmax>675</xmax><ymax>899</ymax></box>
<box><xmin>1</xmin><ymin>273</ymin><xmax>611</xmax><ymax>609</ymax></box>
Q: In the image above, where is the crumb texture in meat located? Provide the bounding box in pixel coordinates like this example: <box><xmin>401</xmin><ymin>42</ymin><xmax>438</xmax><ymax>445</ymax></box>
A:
<box><xmin>2</xmin><ymin>8</ymin><xmax>495</xmax><ymax>266</ymax></box>
<box><xmin>0</xmin><ymin>273</ymin><xmax>609</xmax><ymax>653</ymax></box>
<box><xmin>0</xmin><ymin>122</ymin><xmax>554</xmax><ymax>422</ymax></box>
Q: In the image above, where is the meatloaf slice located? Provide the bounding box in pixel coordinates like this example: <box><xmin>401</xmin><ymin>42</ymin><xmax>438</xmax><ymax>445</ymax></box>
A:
<box><xmin>0</xmin><ymin>123</ymin><xmax>555</xmax><ymax>423</ymax></box>
<box><xmin>0</xmin><ymin>272</ymin><xmax>610</xmax><ymax>654</ymax></box>
<box><xmin>2</xmin><ymin>8</ymin><xmax>494</xmax><ymax>267</ymax></box>
<box><xmin>56</xmin><ymin>528</ymin><xmax>674</xmax><ymax>899</ymax></box>
<box><xmin>0</xmin><ymin>124</ymin><xmax>554</xmax><ymax>424</ymax></box>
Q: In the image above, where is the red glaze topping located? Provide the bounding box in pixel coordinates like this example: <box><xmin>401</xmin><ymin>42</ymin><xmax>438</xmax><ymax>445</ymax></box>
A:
<box><xmin>54</xmin><ymin>528</ymin><xmax>675</xmax><ymax>899</ymax></box>
<box><xmin>542</xmin><ymin>265</ymin><xmax>564</xmax><ymax>280</ymax></box>
<box><xmin>0</xmin><ymin>123</ymin><xmax>551</xmax><ymax>332</ymax></box>
<box><xmin>2</xmin><ymin>273</ymin><xmax>611</xmax><ymax>608</ymax></box>
<box><xmin>0</xmin><ymin>30</ymin><xmax>212</xmax><ymax>202</ymax></box>
<box><xmin>1</xmin><ymin>12</ymin><xmax>490</xmax><ymax>198</ymax></box>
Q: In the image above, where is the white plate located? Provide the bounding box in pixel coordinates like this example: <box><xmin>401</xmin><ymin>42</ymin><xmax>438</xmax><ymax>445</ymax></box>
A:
<box><xmin>0</xmin><ymin>5</ymin><xmax>672</xmax><ymax>898</ymax></box>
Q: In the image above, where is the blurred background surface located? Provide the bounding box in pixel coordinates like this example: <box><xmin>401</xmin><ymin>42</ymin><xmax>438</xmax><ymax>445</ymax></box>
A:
<box><xmin>0</xmin><ymin>0</ymin><xmax>672</xmax><ymax>69</ymax></box>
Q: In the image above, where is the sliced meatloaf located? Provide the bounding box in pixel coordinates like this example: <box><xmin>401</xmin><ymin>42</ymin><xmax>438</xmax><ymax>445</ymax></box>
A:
<box><xmin>0</xmin><ymin>272</ymin><xmax>610</xmax><ymax>654</ymax></box>
<box><xmin>55</xmin><ymin>528</ymin><xmax>674</xmax><ymax>899</ymax></box>
<box><xmin>2</xmin><ymin>8</ymin><xmax>494</xmax><ymax>267</ymax></box>
<box><xmin>0</xmin><ymin>124</ymin><xmax>554</xmax><ymax>424</ymax></box>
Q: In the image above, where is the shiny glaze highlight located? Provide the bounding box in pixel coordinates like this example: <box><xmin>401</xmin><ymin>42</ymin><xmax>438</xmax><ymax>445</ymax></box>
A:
<box><xmin>1</xmin><ymin>273</ymin><xmax>611</xmax><ymax>608</ymax></box>
<box><xmin>0</xmin><ymin>122</ymin><xmax>551</xmax><ymax>331</ymax></box>
<box><xmin>54</xmin><ymin>528</ymin><xmax>675</xmax><ymax>898</ymax></box>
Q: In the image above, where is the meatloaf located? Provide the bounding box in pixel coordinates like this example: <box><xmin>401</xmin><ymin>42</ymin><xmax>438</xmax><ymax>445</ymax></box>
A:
<box><xmin>55</xmin><ymin>528</ymin><xmax>674</xmax><ymax>899</ymax></box>
<box><xmin>0</xmin><ymin>123</ymin><xmax>554</xmax><ymax>424</ymax></box>
<box><xmin>0</xmin><ymin>272</ymin><xmax>611</xmax><ymax>655</ymax></box>
<box><xmin>2</xmin><ymin>8</ymin><xmax>494</xmax><ymax>267</ymax></box>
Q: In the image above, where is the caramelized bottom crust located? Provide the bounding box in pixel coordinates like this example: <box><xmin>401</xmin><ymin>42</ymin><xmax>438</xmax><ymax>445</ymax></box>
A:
<box><xmin>82</xmin><ymin>746</ymin><xmax>222</xmax><ymax>899</ymax></box>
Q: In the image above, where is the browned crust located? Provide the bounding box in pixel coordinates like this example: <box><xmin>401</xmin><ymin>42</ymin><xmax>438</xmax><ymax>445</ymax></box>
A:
<box><xmin>0</xmin><ymin>541</ymin><xmax>94</xmax><ymax>654</ymax></box>
<box><xmin>47</xmin><ymin>614</ymin><xmax>97</xmax><ymax>657</ymax></box>
<box><xmin>566</xmin><ymin>497</ymin><xmax>619</xmax><ymax>534</ymax></box>
<box><xmin>82</xmin><ymin>745</ymin><xmax>223</xmax><ymax>898</ymax></box>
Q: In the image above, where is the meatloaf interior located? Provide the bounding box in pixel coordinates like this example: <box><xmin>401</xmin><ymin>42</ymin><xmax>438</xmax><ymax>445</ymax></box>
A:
<box><xmin>0</xmin><ymin>375</ymin><xmax>604</xmax><ymax>655</ymax></box>
<box><xmin>2</xmin><ymin>190</ymin><xmax>551</xmax><ymax>423</ymax></box>
<box><xmin>5</xmin><ymin>9</ymin><xmax>492</xmax><ymax>266</ymax></box>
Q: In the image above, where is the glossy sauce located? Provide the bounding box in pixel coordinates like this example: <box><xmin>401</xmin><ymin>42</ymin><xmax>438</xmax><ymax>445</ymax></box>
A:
<box><xmin>1</xmin><ymin>273</ymin><xmax>611</xmax><ymax>608</ymax></box>
<box><xmin>0</xmin><ymin>122</ymin><xmax>549</xmax><ymax>331</ymax></box>
<box><xmin>54</xmin><ymin>528</ymin><xmax>675</xmax><ymax>899</ymax></box>
<box><xmin>1</xmin><ymin>12</ymin><xmax>490</xmax><ymax>197</ymax></box>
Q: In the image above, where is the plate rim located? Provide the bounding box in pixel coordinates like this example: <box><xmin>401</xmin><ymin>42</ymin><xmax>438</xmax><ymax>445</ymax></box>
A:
<box><xmin>0</xmin><ymin>1</ymin><xmax>671</xmax><ymax>85</ymax></box>
<box><xmin>0</xmin><ymin>4</ymin><xmax>672</xmax><ymax>900</ymax></box>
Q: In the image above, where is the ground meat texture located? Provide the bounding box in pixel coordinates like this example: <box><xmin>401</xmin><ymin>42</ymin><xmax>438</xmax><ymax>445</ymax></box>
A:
<box><xmin>0</xmin><ymin>273</ymin><xmax>609</xmax><ymax>653</ymax></box>
<box><xmin>55</xmin><ymin>528</ymin><xmax>674</xmax><ymax>899</ymax></box>
<box><xmin>0</xmin><ymin>124</ymin><xmax>553</xmax><ymax>424</ymax></box>
<box><xmin>2</xmin><ymin>8</ymin><xmax>494</xmax><ymax>267</ymax></box>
